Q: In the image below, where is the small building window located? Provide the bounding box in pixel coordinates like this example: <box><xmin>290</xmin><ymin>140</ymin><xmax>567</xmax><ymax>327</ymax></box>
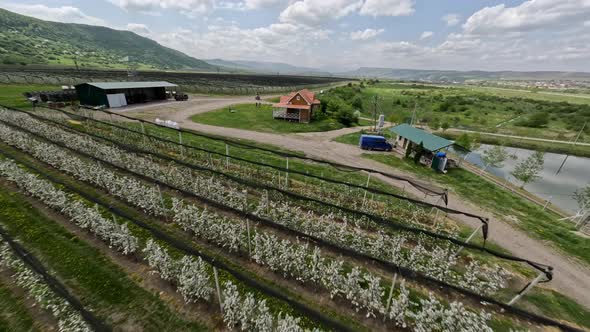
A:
<box><xmin>296</xmin><ymin>96</ymin><xmax>301</xmax><ymax>101</ymax></box>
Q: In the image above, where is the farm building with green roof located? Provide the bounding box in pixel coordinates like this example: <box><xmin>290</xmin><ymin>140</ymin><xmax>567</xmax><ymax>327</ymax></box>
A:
<box><xmin>75</xmin><ymin>81</ymin><xmax>178</xmax><ymax>108</ymax></box>
<box><xmin>390</xmin><ymin>123</ymin><xmax>454</xmax><ymax>153</ymax></box>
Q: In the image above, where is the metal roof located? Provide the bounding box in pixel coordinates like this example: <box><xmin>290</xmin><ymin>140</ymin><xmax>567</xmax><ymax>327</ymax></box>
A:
<box><xmin>390</xmin><ymin>123</ymin><xmax>454</xmax><ymax>152</ymax></box>
<box><xmin>79</xmin><ymin>81</ymin><xmax>178</xmax><ymax>90</ymax></box>
<box><xmin>361</xmin><ymin>134</ymin><xmax>387</xmax><ymax>139</ymax></box>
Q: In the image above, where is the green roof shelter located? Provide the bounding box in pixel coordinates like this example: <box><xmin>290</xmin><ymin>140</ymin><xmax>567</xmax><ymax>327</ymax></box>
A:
<box><xmin>390</xmin><ymin>123</ymin><xmax>454</xmax><ymax>152</ymax></box>
<box><xmin>75</xmin><ymin>81</ymin><xmax>178</xmax><ymax>108</ymax></box>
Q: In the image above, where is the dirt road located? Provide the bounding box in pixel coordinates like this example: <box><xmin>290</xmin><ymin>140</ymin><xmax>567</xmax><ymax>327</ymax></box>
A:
<box><xmin>121</xmin><ymin>96</ymin><xmax>590</xmax><ymax>309</ymax></box>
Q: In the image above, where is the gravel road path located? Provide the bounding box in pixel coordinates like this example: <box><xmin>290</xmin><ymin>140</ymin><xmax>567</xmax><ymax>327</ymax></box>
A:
<box><xmin>120</xmin><ymin>96</ymin><xmax>590</xmax><ymax>309</ymax></box>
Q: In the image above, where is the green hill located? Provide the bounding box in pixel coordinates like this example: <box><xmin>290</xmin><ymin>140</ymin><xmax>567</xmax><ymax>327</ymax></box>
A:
<box><xmin>0</xmin><ymin>8</ymin><xmax>215</xmax><ymax>71</ymax></box>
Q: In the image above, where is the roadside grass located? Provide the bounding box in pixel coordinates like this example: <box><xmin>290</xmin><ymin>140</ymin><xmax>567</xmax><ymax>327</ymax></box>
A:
<box><xmin>0</xmin><ymin>183</ymin><xmax>208</xmax><ymax>331</ymax></box>
<box><xmin>0</xmin><ymin>281</ymin><xmax>38</xmax><ymax>332</ymax></box>
<box><xmin>0</xmin><ymin>84</ymin><xmax>60</xmax><ymax>109</ymax></box>
<box><xmin>361</xmin><ymin>153</ymin><xmax>590</xmax><ymax>266</ymax></box>
<box><xmin>438</xmin><ymin>130</ymin><xmax>590</xmax><ymax>158</ymax></box>
<box><xmin>190</xmin><ymin>103</ymin><xmax>348</xmax><ymax>133</ymax></box>
<box><xmin>521</xmin><ymin>288</ymin><xmax>590</xmax><ymax>329</ymax></box>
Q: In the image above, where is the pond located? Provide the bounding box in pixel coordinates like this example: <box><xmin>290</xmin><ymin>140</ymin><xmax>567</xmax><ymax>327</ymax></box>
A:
<box><xmin>461</xmin><ymin>144</ymin><xmax>590</xmax><ymax>214</ymax></box>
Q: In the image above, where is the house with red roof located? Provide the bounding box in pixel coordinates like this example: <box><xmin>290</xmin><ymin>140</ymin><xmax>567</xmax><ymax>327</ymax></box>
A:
<box><xmin>272</xmin><ymin>89</ymin><xmax>321</xmax><ymax>123</ymax></box>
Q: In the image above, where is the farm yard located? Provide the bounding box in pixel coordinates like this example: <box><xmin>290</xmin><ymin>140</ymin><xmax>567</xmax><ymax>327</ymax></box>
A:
<box><xmin>0</xmin><ymin>94</ymin><xmax>588</xmax><ymax>331</ymax></box>
<box><xmin>191</xmin><ymin>103</ymin><xmax>372</xmax><ymax>134</ymax></box>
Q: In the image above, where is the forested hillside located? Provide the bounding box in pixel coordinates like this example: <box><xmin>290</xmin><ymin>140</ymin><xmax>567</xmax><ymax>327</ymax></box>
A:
<box><xmin>0</xmin><ymin>8</ymin><xmax>214</xmax><ymax>71</ymax></box>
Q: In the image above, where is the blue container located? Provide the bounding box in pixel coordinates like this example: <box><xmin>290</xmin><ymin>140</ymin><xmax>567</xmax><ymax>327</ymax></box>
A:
<box><xmin>359</xmin><ymin>135</ymin><xmax>393</xmax><ymax>151</ymax></box>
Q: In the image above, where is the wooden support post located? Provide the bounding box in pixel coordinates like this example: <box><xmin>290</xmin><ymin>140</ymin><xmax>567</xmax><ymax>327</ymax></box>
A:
<box><xmin>508</xmin><ymin>271</ymin><xmax>545</xmax><ymax>306</ymax></box>
<box><xmin>246</xmin><ymin>219</ymin><xmax>252</xmax><ymax>258</ymax></box>
<box><xmin>285</xmin><ymin>157</ymin><xmax>289</xmax><ymax>189</ymax></box>
<box><xmin>454</xmin><ymin>224</ymin><xmax>483</xmax><ymax>256</ymax></box>
<box><xmin>433</xmin><ymin>208</ymin><xmax>441</xmax><ymax>229</ymax></box>
<box><xmin>362</xmin><ymin>173</ymin><xmax>371</xmax><ymax>208</ymax></box>
<box><xmin>157</xmin><ymin>185</ymin><xmax>167</xmax><ymax>220</ymax></box>
<box><xmin>140</xmin><ymin>122</ymin><xmax>147</xmax><ymax>146</ymax></box>
<box><xmin>178</xmin><ymin>131</ymin><xmax>184</xmax><ymax>158</ymax></box>
<box><xmin>225</xmin><ymin>144</ymin><xmax>229</xmax><ymax>169</ymax></box>
<box><xmin>542</xmin><ymin>196</ymin><xmax>552</xmax><ymax>211</ymax></box>
<box><xmin>213</xmin><ymin>267</ymin><xmax>223</xmax><ymax>313</ymax></box>
<box><xmin>384</xmin><ymin>273</ymin><xmax>398</xmax><ymax>321</ymax></box>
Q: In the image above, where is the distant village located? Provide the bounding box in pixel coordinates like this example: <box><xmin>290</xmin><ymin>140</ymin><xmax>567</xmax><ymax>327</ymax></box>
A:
<box><xmin>466</xmin><ymin>79</ymin><xmax>590</xmax><ymax>90</ymax></box>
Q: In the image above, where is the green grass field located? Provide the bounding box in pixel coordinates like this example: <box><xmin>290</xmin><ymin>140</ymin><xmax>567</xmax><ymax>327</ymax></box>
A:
<box><xmin>0</xmin><ymin>84</ymin><xmax>60</xmax><ymax>108</ymax></box>
<box><xmin>191</xmin><ymin>103</ymin><xmax>349</xmax><ymax>133</ymax></box>
<box><xmin>469</xmin><ymin>86</ymin><xmax>590</xmax><ymax>105</ymax></box>
<box><xmin>329</xmin><ymin>82</ymin><xmax>590</xmax><ymax>144</ymax></box>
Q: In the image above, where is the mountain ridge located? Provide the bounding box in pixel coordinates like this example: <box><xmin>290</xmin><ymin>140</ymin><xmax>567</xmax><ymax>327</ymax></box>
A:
<box><xmin>338</xmin><ymin>67</ymin><xmax>590</xmax><ymax>82</ymax></box>
<box><xmin>205</xmin><ymin>58</ymin><xmax>332</xmax><ymax>76</ymax></box>
<box><xmin>0</xmin><ymin>8</ymin><xmax>214</xmax><ymax>71</ymax></box>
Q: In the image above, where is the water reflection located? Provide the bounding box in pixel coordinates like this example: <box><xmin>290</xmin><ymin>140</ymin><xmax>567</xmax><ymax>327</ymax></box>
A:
<box><xmin>460</xmin><ymin>144</ymin><xmax>590</xmax><ymax>214</ymax></box>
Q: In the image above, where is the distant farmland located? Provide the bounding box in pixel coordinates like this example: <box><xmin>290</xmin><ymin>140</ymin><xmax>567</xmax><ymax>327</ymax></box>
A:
<box><xmin>0</xmin><ymin>67</ymin><xmax>352</xmax><ymax>94</ymax></box>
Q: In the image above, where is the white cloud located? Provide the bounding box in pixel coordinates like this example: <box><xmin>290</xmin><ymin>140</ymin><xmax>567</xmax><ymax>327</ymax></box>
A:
<box><xmin>279</xmin><ymin>0</ymin><xmax>363</xmax><ymax>25</ymax></box>
<box><xmin>127</xmin><ymin>23</ymin><xmax>152</xmax><ymax>36</ymax></box>
<box><xmin>1</xmin><ymin>4</ymin><xmax>106</xmax><ymax>26</ymax></box>
<box><xmin>152</xmin><ymin>21</ymin><xmax>332</xmax><ymax>66</ymax></box>
<box><xmin>419</xmin><ymin>31</ymin><xmax>433</xmax><ymax>40</ymax></box>
<box><xmin>359</xmin><ymin>0</ymin><xmax>414</xmax><ymax>17</ymax></box>
<box><xmin>350</xmin><ymin>28</ymin><xmax>384</xmax><ymax>41</ymax></box>
<box><xmin>243</xmin><ymin>0</ymin><xmax>286</xmax><ymax>9</ymax></box>
<box><xmin>109</xmin><ymin>0</ymin><xmax>214</xmax><ymax>16</ymax></box>
<box><xmin>463</xmin><ymin>0</ymin><xmax>590</xmax><ymax>35</ymax></box>
<box><xmin>442</xmin><ymin>13</ymin><xmax>460</xmax><ymax>26</ymax></box>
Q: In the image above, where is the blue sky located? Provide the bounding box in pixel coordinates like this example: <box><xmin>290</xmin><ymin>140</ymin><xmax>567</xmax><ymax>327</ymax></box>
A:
<box><xmin>1</xmin><ymin>0</ymin><xmax>589</xmax><ymax>71</ymax></box>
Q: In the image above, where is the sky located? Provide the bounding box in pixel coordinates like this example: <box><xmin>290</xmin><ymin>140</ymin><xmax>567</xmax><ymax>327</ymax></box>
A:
<box><xmin>1</xmin><ymin>0</ymin><xmax>590</xmax><ymax>72</ymax></box>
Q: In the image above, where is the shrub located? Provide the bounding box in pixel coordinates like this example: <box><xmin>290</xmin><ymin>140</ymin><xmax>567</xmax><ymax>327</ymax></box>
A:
<box><xmin>352</xmin><ymin>95</ymin><xmax>363</xmax><ymax>111</ymax></box>
<box><xmin>516</xmin><ymin>112</ymin><xmax>549</xmax><ymax>128</ymax></box>
<box><xmin>335</xmin><ymin>106</ymin><xmax>358</xmax><ymax>126</ymax></box>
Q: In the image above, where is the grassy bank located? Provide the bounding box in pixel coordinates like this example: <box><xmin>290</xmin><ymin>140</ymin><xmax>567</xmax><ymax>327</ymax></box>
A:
<box><xmin>522</xmin><ymin>288</ymin><xmax>590</xmax><ymax>329</ymax></box>
<box><xmin>363</xmin><ymin>153</ymin><xmax>590</xmax><ymax>266</ymax></box>
<box><xmin>438</xmin><ymin>130</ymin><xmax>590</xmax><ymax>158</ymax></box>
<box><xmin>191</xmin><ymin>103</ymin><xmax>348</xmax><ymax>133</ymax></box>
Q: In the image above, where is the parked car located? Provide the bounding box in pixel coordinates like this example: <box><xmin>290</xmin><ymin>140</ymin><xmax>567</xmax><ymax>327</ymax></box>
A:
<box><xmin>359</xmin><ymin>134</ymin><xmax>392</xmax><ymax>151</ymax></box>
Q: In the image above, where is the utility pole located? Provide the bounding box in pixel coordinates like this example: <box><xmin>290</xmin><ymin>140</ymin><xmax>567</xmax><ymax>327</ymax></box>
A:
<box><xmin>556</xmin><ymin>121</ymin><xmax>586</xmax><ymax>175</ymax></box>
<box><xmin>372</xmin><ymin>95</ymin><xmax>378</xmax><ymax>132</ymax></box>
<box><xmin>410</xmin><ymin>102</ymin><xmax>417</xmax><ymax>127</ymax></box>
